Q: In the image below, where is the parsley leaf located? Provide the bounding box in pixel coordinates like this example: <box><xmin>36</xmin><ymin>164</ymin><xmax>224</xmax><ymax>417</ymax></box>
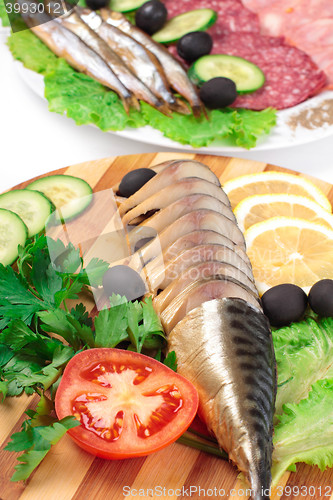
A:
<box><xmin>38</xmin><ymin>307</ymin><xmax>95</xmax><ymax>350</ymax></box>
<box><xmin>31</xmin><ymin>248</ymin><xmax>63</xmax><ymax>307</ymax></box>
<box><xmin>163</xmin><ymin>351</ymin><xmax>177</xmax><ymax>372</ymax></box>
<box><xmin>80</xmin><ymin>257</ymin><xmax>110</xmax><ymax>287</ymax></box>
<box><xmin>1</xmin><ymin>321</ymin><xmax>74</xmax><ymax>396</ymax></box>
<box><xmin>70</xmin><ymin>303</ymin><xmax>93</xmax><ymax>328</ymax></box>
<box><xmin>46</xmin><ymin>238</ymin><xmax>82</xmax><ymax>274</ymax></box>
<box><xmin>0</xmin><ymin>265</ymin><xmax>45</xmax><ymax>328</ymax></box>
<box><xmin>0</xmin><ymin>380</ymin><xmax>8</xmax><ymax>401</ymax></box>
<box><xmin>93</xmin><ymin>295</ymin><xmax>165</xmax><ymax>352</ymax></box>
<box><xmin>94</xmin><ymin>300</ymin><xmax>129</xmax><ymax>348</ymax></box>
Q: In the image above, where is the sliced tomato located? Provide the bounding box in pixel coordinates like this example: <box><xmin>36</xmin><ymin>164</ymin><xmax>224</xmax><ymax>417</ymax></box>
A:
<box><xmin>55</xmin><ymin>348</ymin><xmax>199</xmax><ymax>459</ymax></box>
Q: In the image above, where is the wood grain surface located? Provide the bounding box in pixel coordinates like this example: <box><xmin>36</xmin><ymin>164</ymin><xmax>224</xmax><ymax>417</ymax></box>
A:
<box><xmin>1</xmin><ymin>152</ymin><xmax>333</xmax><ymax>500</ymax></box>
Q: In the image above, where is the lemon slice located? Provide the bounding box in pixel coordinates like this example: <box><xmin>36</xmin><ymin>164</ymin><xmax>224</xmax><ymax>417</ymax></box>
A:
<box><xmin>245</xmin><ymin>216</ymin><xmax>333</xmax><ymax>294</ymax></box>
<box><xmin>223</xmin><ymin>171</ymin><xmax>332</xmax><ymax>211</ymax></box>
<box><xmin>235</xmin><ymin>194</ymin><xmax>333</xmax><ymax>232</ymax></box>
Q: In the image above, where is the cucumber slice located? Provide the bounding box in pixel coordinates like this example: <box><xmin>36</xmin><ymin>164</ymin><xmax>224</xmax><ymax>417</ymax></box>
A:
<box><xmin>152</xmin><ymin>9</ymin><xmax>217</xmax><ymax>44</ymax></box>
<box><xmin>27</xmin><ymin>175</ymin><xmax>93</xmax><ymax>221</ymax></box>
<box><xmin>188</xmin><ymin>54</ymin><xmax>266</xmax><ymax>93</ymax></box>
<box><xmin>110</xmin><ymin>0</ymin><xmax>147</xmax><ymax>13</ymax></box>
<box><xmin>0</xmin><ymin>189</ymin><xmax>53</xmax><ymax>237</ymax></box>
<box><xmin>0</xmin><ymin>208</ymin><xmax>28</xmax><ymax>266</ymax></box>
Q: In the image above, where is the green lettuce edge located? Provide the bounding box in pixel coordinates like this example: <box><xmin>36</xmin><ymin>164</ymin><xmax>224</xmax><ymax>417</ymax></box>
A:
<box><xmin>272</xmin><ymin>378</ymin><xmax>333</xmax><ymax>485</ymax></box>
<box><xmin>6</xmin><ymin>27</ymin><xmax>277</xmax><ymax>149</ymax></box>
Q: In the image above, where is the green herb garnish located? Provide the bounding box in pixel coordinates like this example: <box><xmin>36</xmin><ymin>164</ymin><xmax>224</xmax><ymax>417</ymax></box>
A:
<box><xmin>0</xmin><ymin>234</ymin><xmax>167</xmax><ymax>480</ymax></box>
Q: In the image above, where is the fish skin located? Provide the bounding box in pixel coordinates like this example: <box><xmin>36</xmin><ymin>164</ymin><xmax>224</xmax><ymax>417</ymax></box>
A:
<box><xmin>153</xmin><ymin>260</ymin><xmax>259</xmax><ymax>313</ymax></box>
<box><xmin>161</xmin><ymin>230</ymin><xmax>246</xmax><ymax>263</ymax></box>
<box><xmin>75</xmin><ymin>7</ymin><xmax>190</xmax><ymax>114</ymax></box>
<box><xmin>144</xmin><ymin>243</ymin><xmax>254</xmax><ymax>292</ymax></box>
<box><xmin>137</xmin><ymin>210</ymin><xmax>242</xmax><ymax>266</ymax></box>
<box><xmin>55</xmin><ymin>10</ymin><xmax>170</xmax><ymax>114</ymax></box>
<box><xmin>136</xmin><ymin>206</ymin><xmax>246</xmax><ymax>250</ymax></box>
<box><xmin>168</xmin><ymin>298</ymin><xmax>276</xmax><ymax>500</ymax></box>
<box><xmin>122</xmin><ymin>179</ymin><xmax>236</xmax><ymax>227</ymax></box>
<box><xmin>21</xmin><ymin>3</ymin><xmax>137</xmax><ymax>113</ymax></box>
<box><xmin>119</xmin><ymin>160</ymin><xmax>222</xmax><ymax>217</ymax></box>
<box><xmin>161</xmin><ymin>277</ymin><xmax>262</xmax><ymax>333</ymax></box>
<box><xmin>99</xmin><ymin>8</ymin><xmax>204</xmax><ymax>116</ymax></box>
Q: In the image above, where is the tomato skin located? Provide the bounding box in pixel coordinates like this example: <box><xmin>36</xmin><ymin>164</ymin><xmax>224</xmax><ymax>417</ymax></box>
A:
<box><xmin>55</xmin><ymin>348</ymin><xmax>199</xmax><ymax>460</ymax></box>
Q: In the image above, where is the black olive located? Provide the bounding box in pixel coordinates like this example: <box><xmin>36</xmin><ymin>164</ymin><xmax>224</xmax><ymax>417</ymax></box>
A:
<box><xmin>102</xmin><ymin>265</ymin><xmax>146</xmax><ymax>301</ymax></box>
<box><xmin>85</xmin><ymin>0</ymin><xmax>108</xmax><ymax>10</ymax></box>
<box><xmin>177</xmin><ymin>32</ymin><xmax>213</xmax><ymax>63</ymax></box>
<box><xmin>308</xmin><ymin>279</ymin><xmax>333</xmax><ymax>317</ymax></box>
<box><xmin>261</xmin><ymin>283</ymin><xmax>308</xmax><ymax>327</ymax></box>
<box><xmin>135</xmin><ymin>0</ymin><xmax>167</xmax><ymax>35</ymax></box>
<box><xmin>199</xmin><ymin>77</ymin><xmax>238</xmax><ymax>109</ymax></box>
<box><xmin>118</xmin><ymin>168</ymin><xmax>156</xmax><ymax>198</ymax></box>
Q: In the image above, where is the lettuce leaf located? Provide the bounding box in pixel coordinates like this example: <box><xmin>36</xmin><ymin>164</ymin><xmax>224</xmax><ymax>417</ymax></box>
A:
<box><xmin>273</xmin><ymin>316</ymin><xmax>333</xmax><ymax>415</ymax></box>
<box><xmin>272</xmin><ymin>378</ymin><xmax>333</xmax><ymax>486</ymax></box>
<box><xmin>44</xmin><ymin>59</ymin><xmax>147</xmax><ymax>131</ymax></box>
<box><xmin>232</xmin><ymin>107</ymin><xmax>277</xmax><ymax>149</ymax></box>
<box><xmin>6</xmin><ymin>28</ymin><xmax>277</xmax><ymax>149</ymax></box>
<box><xmin>7</xmin><ymin>28</ymin><xmax>58</xmax><ymax>73</ymax></box>
<box><xmin>141</xmin><ymin>103</ymin><xmax>238</xmax><ymax>148</ymax></box>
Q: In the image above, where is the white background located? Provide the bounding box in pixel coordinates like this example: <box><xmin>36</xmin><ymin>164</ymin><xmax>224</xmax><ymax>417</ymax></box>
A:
<box><xmin>1</xmin><ymin>28</ymin><xmax>333</xmax><ymax>192</ymax></box>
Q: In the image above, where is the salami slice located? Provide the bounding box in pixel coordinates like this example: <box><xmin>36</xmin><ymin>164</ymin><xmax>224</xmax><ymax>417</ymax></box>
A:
<box><xmin>211</xmin><ymin>32</ymin><xmax>285</xmax><ymax>55</ymax></box>
<box><xmin>231</xmin><ymin>42</ymin><xmax>327</xmax><ymax>110</ymax></box>
<box><xmin>162</xmin><ymin>0</ymin><xmax>260</xmax><ymax>35</ymax></box>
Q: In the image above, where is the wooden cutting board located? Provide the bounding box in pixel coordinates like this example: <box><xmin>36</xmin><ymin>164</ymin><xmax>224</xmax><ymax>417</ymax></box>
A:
<box><xmin>1</xmin><ymin>152</ymin><xmax>333</xmax><ymax>500</ymax></box>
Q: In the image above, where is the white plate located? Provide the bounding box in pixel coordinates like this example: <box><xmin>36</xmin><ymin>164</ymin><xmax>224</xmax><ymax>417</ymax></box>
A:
<box><xmin>16</xmin><ymin>60</ymin><xmax>333</xmax><ymax>152</ymax></box>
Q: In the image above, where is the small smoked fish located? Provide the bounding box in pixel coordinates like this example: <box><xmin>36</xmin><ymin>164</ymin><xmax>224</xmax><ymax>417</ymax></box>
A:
<box><xmin>100</xmin><ymin>8</ymin><xmax>204</xmax><ymax>116</ymax></box>
<box><xmin>55</xmin><ymin>10</ymin><xmax>169</xmax><ymax>113</ymax></box>
<box><xmin>75</xmin><ymin>7</ymin><xmax>189</xmax><ymax>114</ymax></box>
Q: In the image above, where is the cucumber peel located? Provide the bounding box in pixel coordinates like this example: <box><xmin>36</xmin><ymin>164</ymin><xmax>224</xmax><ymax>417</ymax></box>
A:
<box><xmin>0</xmin><ymin>208</ymin><xmax>28</xmax><ymax>266</ymax></box>
<box><xmin>0</xmin><ymin>189</ymin><xmax>54</xmax><ymax>237</ymax></box>
<box><xmin>110</xmin><ymin>0</ymin><xmax>147</xmax><ymax>12</ymax></box>
<box><xmin>188</xmin><ymin>54</ymin><xmax>266</xmax><ymax>93</ymax></box>
<box><xmin>27</xmin><ymin>174</ymin><xmax>93</xmax><ymax>221</ymax></box>
<box><xmin>152</xmin><ymin>9</ymin><xmax>217</xmax><ymax>44</ymax></box>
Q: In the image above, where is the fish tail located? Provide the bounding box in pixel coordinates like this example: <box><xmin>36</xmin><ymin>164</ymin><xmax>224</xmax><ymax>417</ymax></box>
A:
<box><xmin>192</xmin><ymin>103</ymin><xmax>206</xmax><ymax>118</ymax></box>
<box><xmin>169</xmin><ymin>97</ymin><xmax>191</xmax><ymax>115</ymax></box>
<box><xmin>121</xmin><ymin>94</ymin><xmax>140</xmax><ymax>114</ymax></box>
<box><xmin>251</xmin><ymin>445</ymin><xmax>274</xmax><ymax>499</ymax></box>
<box><xmin>157</xmin><ymin>102</ymin><xmax>173</xmax><ymax>117</ymax></box>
